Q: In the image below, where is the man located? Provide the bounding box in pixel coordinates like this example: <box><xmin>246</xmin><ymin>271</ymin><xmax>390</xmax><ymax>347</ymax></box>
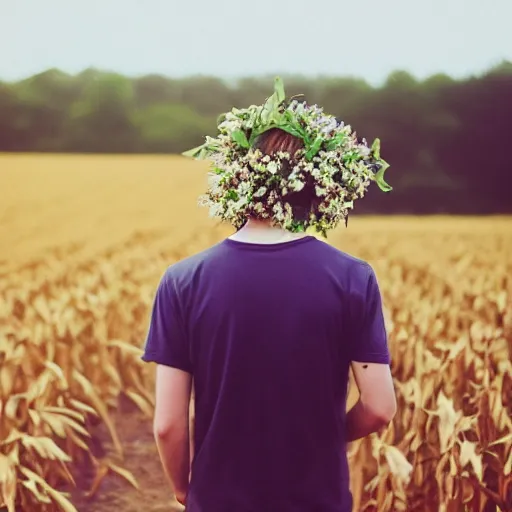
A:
<box><xmin>141</xmin><ymin>78</ymin><xmax>396</xmax><ymax>511</ymax></box>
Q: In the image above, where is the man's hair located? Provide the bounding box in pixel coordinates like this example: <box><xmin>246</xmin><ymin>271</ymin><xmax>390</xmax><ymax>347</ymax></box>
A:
<box><xmin>251</xmin><ymin>128</ymin><xmax>319</xmax><ymax>222</ymax></box>
<box><xmin>252</xmin><ymin>128</ymin><xmax>304</xmax><ymax>164</ymax></box>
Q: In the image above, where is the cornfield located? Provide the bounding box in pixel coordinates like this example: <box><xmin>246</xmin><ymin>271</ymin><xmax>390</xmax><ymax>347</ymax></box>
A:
<box><xmin>0</xmin><ymin>155</ymin><xmax>511</xmax><ymax>512</ymax></box>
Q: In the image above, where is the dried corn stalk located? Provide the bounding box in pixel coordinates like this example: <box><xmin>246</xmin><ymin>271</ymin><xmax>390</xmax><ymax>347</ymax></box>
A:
<box><xmin>0</xmin><ymin>220</ymin><xmax>511</xmax><ymax>511</ymax></box>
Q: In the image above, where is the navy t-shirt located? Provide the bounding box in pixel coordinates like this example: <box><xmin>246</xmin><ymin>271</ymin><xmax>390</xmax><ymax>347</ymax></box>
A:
<box><xmin>142</xmin><ymin>236</ymin><xmax>390</xmax><ymax>512</ymax></box>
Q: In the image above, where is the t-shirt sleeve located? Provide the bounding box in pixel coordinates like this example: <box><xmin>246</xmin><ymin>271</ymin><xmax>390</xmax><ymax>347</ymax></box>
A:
<box><xmin>140</xmin><ymin>270</ymin><xmax>193</xmax><ymax>373</ymax></box>
<box><xmin>350</xmin><ymin>264</ymin><xmax>391</xmax><ymax>365</ymax></box>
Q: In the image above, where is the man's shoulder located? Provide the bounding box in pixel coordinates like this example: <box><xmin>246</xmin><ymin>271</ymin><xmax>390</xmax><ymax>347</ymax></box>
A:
<box><xmin>161</xmin><ymin>241</ymin><xmax>226</xmax><ymax>282</ymax></box>
<box><xmin>315</xmin><ymin>238</ymin><xmax>371</xmax><ymax>273</ymax></box>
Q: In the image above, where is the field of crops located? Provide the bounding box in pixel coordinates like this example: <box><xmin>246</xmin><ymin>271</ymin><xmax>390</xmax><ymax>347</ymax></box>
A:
<box><xmin>1</xmin><ymin>154</ymin><xmax>511</xmax><ymax>512</ymax></box>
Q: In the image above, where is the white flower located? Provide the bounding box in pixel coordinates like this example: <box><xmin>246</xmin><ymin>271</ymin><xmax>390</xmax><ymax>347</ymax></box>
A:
<box><xmin>356</xmin><ymin>179</ymin><xmax>369</xmax><ymax>196</ymax></box>
<box><xmin>208</xmin><ymin>202</ymin><xmax>224</xmax><ymax>218</ymax></box>
<box><xmin>218</xmin><ymin>119</ymin><xmax>241</xmax><ymax>132</ymax></box>
<box><xmin>267</xmin><ymin>161</ymin><xmax>279</xmax><ymax>174</ymax></box>
<box><xmin>311</xmin><ymin>167</ymin><xmax>322</xmax><ymax>179</ymax></box>
<box><xmin>208</xmin><ymin>173</ymin><xmax>222</xmax><ymax>189</ymax></box>
<box><xmin>289</xmin><ymin>179</ymin><xmax>305</xmax><ymax>192</ymax></box>
<box><xmin>198</xmin><ymin>195</ymin><xmax>210</xmax><ymax>207</ymax></box>
<box><xmin>303</xmin><ymin>162</ymin><xmax>315</xmax><ymax>173</ymax></box>
<box><xmin>272</xmin><ymin>202</ymin><xmax>284</xmax><ymax>220</ymax></box>
<box><xmin>291</xmin><ymin>102</ymin><xmax>306</xmax><ymax>115</ymax></box>
<box><xmin>317</xmin><ymin>117</ymin><xmax>338</xmax><ymax>135</ymax></box>
<box><xmin>267</xmin><ymin>190</ymin><xmax>278</xmax><ymax>205</ymax></box>
<box><xmin>359</xmin><ymin>145</ymin><xmax>371</xmax><ymax>157</ymax></box>
<box><xmin>238</xmin><ymin>181</ymin><xmax>251</xmax><ymax>196</ymax></box>
<box><xmin>254</xmin><ymin>186</ymin><xmax>267</xmax><ymax>197</ymax></box>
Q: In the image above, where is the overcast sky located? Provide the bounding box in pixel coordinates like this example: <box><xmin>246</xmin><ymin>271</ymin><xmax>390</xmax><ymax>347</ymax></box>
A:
<box><xmin>2</xmin><ymin>0</ymin><xmax>511</xmax><ymax>85</ymax></box>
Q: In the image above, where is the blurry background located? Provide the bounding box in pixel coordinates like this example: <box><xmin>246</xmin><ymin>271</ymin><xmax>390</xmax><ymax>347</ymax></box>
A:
<box><xmin>1</xmin><ymin>2</ymin><xmax>511</xmax><ymax>512</ymax></box>
<box><xmin>2</xmin><ymin>0</ymin><xmax>512</xmax><ymax>214</ymax></box>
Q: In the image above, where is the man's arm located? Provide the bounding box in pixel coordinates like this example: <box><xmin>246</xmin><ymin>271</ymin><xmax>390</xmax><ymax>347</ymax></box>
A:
<box><xmin>153</xmin><ymin>364</ymin><xmax>193</xmax><ymax>505</ymax></box>
<box><xmin>346</xmin><ymin>361</ymin><xmax>396</xmax><ymax>442</ymax></box>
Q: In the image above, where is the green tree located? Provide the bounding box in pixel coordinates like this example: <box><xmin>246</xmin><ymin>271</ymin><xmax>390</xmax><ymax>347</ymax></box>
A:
<box><xmin>65</xmin><ymin>71</ymin><xmax>138</xmax><ymax>152</ymax></box>
<box><xmin>1</xmin><ymin>63</ymin><xmax>511</xmax><ymax>213</ymax></box>
<box><xmin>134</xmin><ymin>104</ymin><xmax>215</xmax><ymax>153</ymax></box>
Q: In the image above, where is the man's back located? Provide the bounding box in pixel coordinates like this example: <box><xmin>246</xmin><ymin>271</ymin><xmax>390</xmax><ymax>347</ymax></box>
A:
<box><xmin>143</xmin><ymin>235</ymin><xmax>390</xmax><ymax>512</ymax></box>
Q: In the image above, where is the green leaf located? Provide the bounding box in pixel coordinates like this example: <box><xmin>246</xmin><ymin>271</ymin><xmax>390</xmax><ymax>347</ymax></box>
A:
<box><xmin>374</xmin><ymin>160</ymin><xmax>393</xmax><ymax>192</ymax></box>
<box><xmin>368</xmin><ymin>139</ymin><xmax>392</xmax><ymax>192</ymax></box>
<box><xmin>325</xmin><ymin>132</ymin><xmax>347</xmax><ymax>151</ymax></box>
<box><xmin>270</xmin><ymin>110</ymin><xmax>285</xmax><ymax>126</ymax></box>
<box><xmin>231</xmin><ymin>129</ymin><xmax>250</xmax><ymax>148</ymax></box>
<box><xmin>250</xmin><ymin>121</ymin><xmax>305</xmax><ymax>147</ymax></box>
<box><xmin>226</xmin><ymin>189</ymin><xmax>238</xmax><ymax>201</ymax></box>
<box><xmin>305</xmin><ymin>136</ymin><xmax>323</xmax><ymax>160</ymax></box>
<box><xmin>342</xmin><ymin>151</ymin><xmax>361</xmax><ymax>164</ymax></box>
<box><xmin>280</xmin><ymin>125</ymin><xmax>305</xmax><ymax>139</ymax></box>
<box><xmin>259</xmin><ymin>77</ymin><xmax>287</xmax><ymax>125</ymax></box>
<box><xmin>371</xmin><ymin>138</ymin><xmax>381</xmax><ymax>159</ymax></box>
<box><xmin>183</xmin><ymin>139</ymin><xmax>220</xmax><ymax>159</ymax></box>
<box><xmin>273</xmin><ymin>76</ymin><xmax>286</xmax><ymax>104</ymax></box>
<box><xmin>248</xmin><ymin>126</ymin><xmax>270</xmax><ymax>145</ymax></box>
<box><xmin>182</xmin><ymin>145</ymin><xmax>205</xmax><ymax>158</ymax></box>
<box><xmin>290</xmin><ymin>221</ymin><xmax>306</xmax><ymax>233</ymax></box>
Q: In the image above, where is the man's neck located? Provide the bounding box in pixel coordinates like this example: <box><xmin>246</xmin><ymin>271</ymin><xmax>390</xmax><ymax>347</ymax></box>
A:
<box><xmin>228</xmin><ymin>219</ymin><xmax>309</xmax><ymax>245</ymax></box>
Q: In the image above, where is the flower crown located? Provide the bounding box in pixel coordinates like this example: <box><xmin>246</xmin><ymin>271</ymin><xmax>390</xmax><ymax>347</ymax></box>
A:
<box><xmin>182</xmin><ymin>77</ymin><xmax>391</xmax><ymax>236</ymax></box>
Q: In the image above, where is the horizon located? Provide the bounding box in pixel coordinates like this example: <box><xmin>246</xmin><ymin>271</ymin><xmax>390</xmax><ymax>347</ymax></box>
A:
<box><xmin>3</xmin><ymin>59</ymin><xmax>511</xmax><ymax>87</ymax></box>
<box><xmin>3</xmin><ymin>0</ymin><xmax>512</xmax><ymax>86</ymax></box>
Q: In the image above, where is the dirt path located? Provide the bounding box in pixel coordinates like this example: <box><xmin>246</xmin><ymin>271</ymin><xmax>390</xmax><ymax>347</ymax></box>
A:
<box><xmin>69</xmin><ymin>373</ymin><xmax>360</xmax><ymax>512</ymax></box>
<box><xmin>71</xmin><ymin>401</ymin><xmax>184</xmax><ymax>512</ymax></box>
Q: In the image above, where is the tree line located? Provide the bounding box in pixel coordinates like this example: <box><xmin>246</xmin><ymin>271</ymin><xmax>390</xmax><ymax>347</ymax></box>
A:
<box><xmin>1</xmin><ymin>63</ymin><xmax>511</xmax><ymax>214</ymax></box>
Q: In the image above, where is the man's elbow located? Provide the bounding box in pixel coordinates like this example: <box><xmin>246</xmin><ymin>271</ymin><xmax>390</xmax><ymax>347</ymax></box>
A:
<box><xmin>154</xmin><ymin>422</ymin><xmax>172</xmax><ymax>440</ymax></box>
<box><xmin>367</xmin><ymin>398</ymin><xmax>397</xmax><ymax>427</ymax></box>
<box><xmin>153</xmin><ymin>418</ymin><xmax>188</xmax><ymax>441</ymax></box>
